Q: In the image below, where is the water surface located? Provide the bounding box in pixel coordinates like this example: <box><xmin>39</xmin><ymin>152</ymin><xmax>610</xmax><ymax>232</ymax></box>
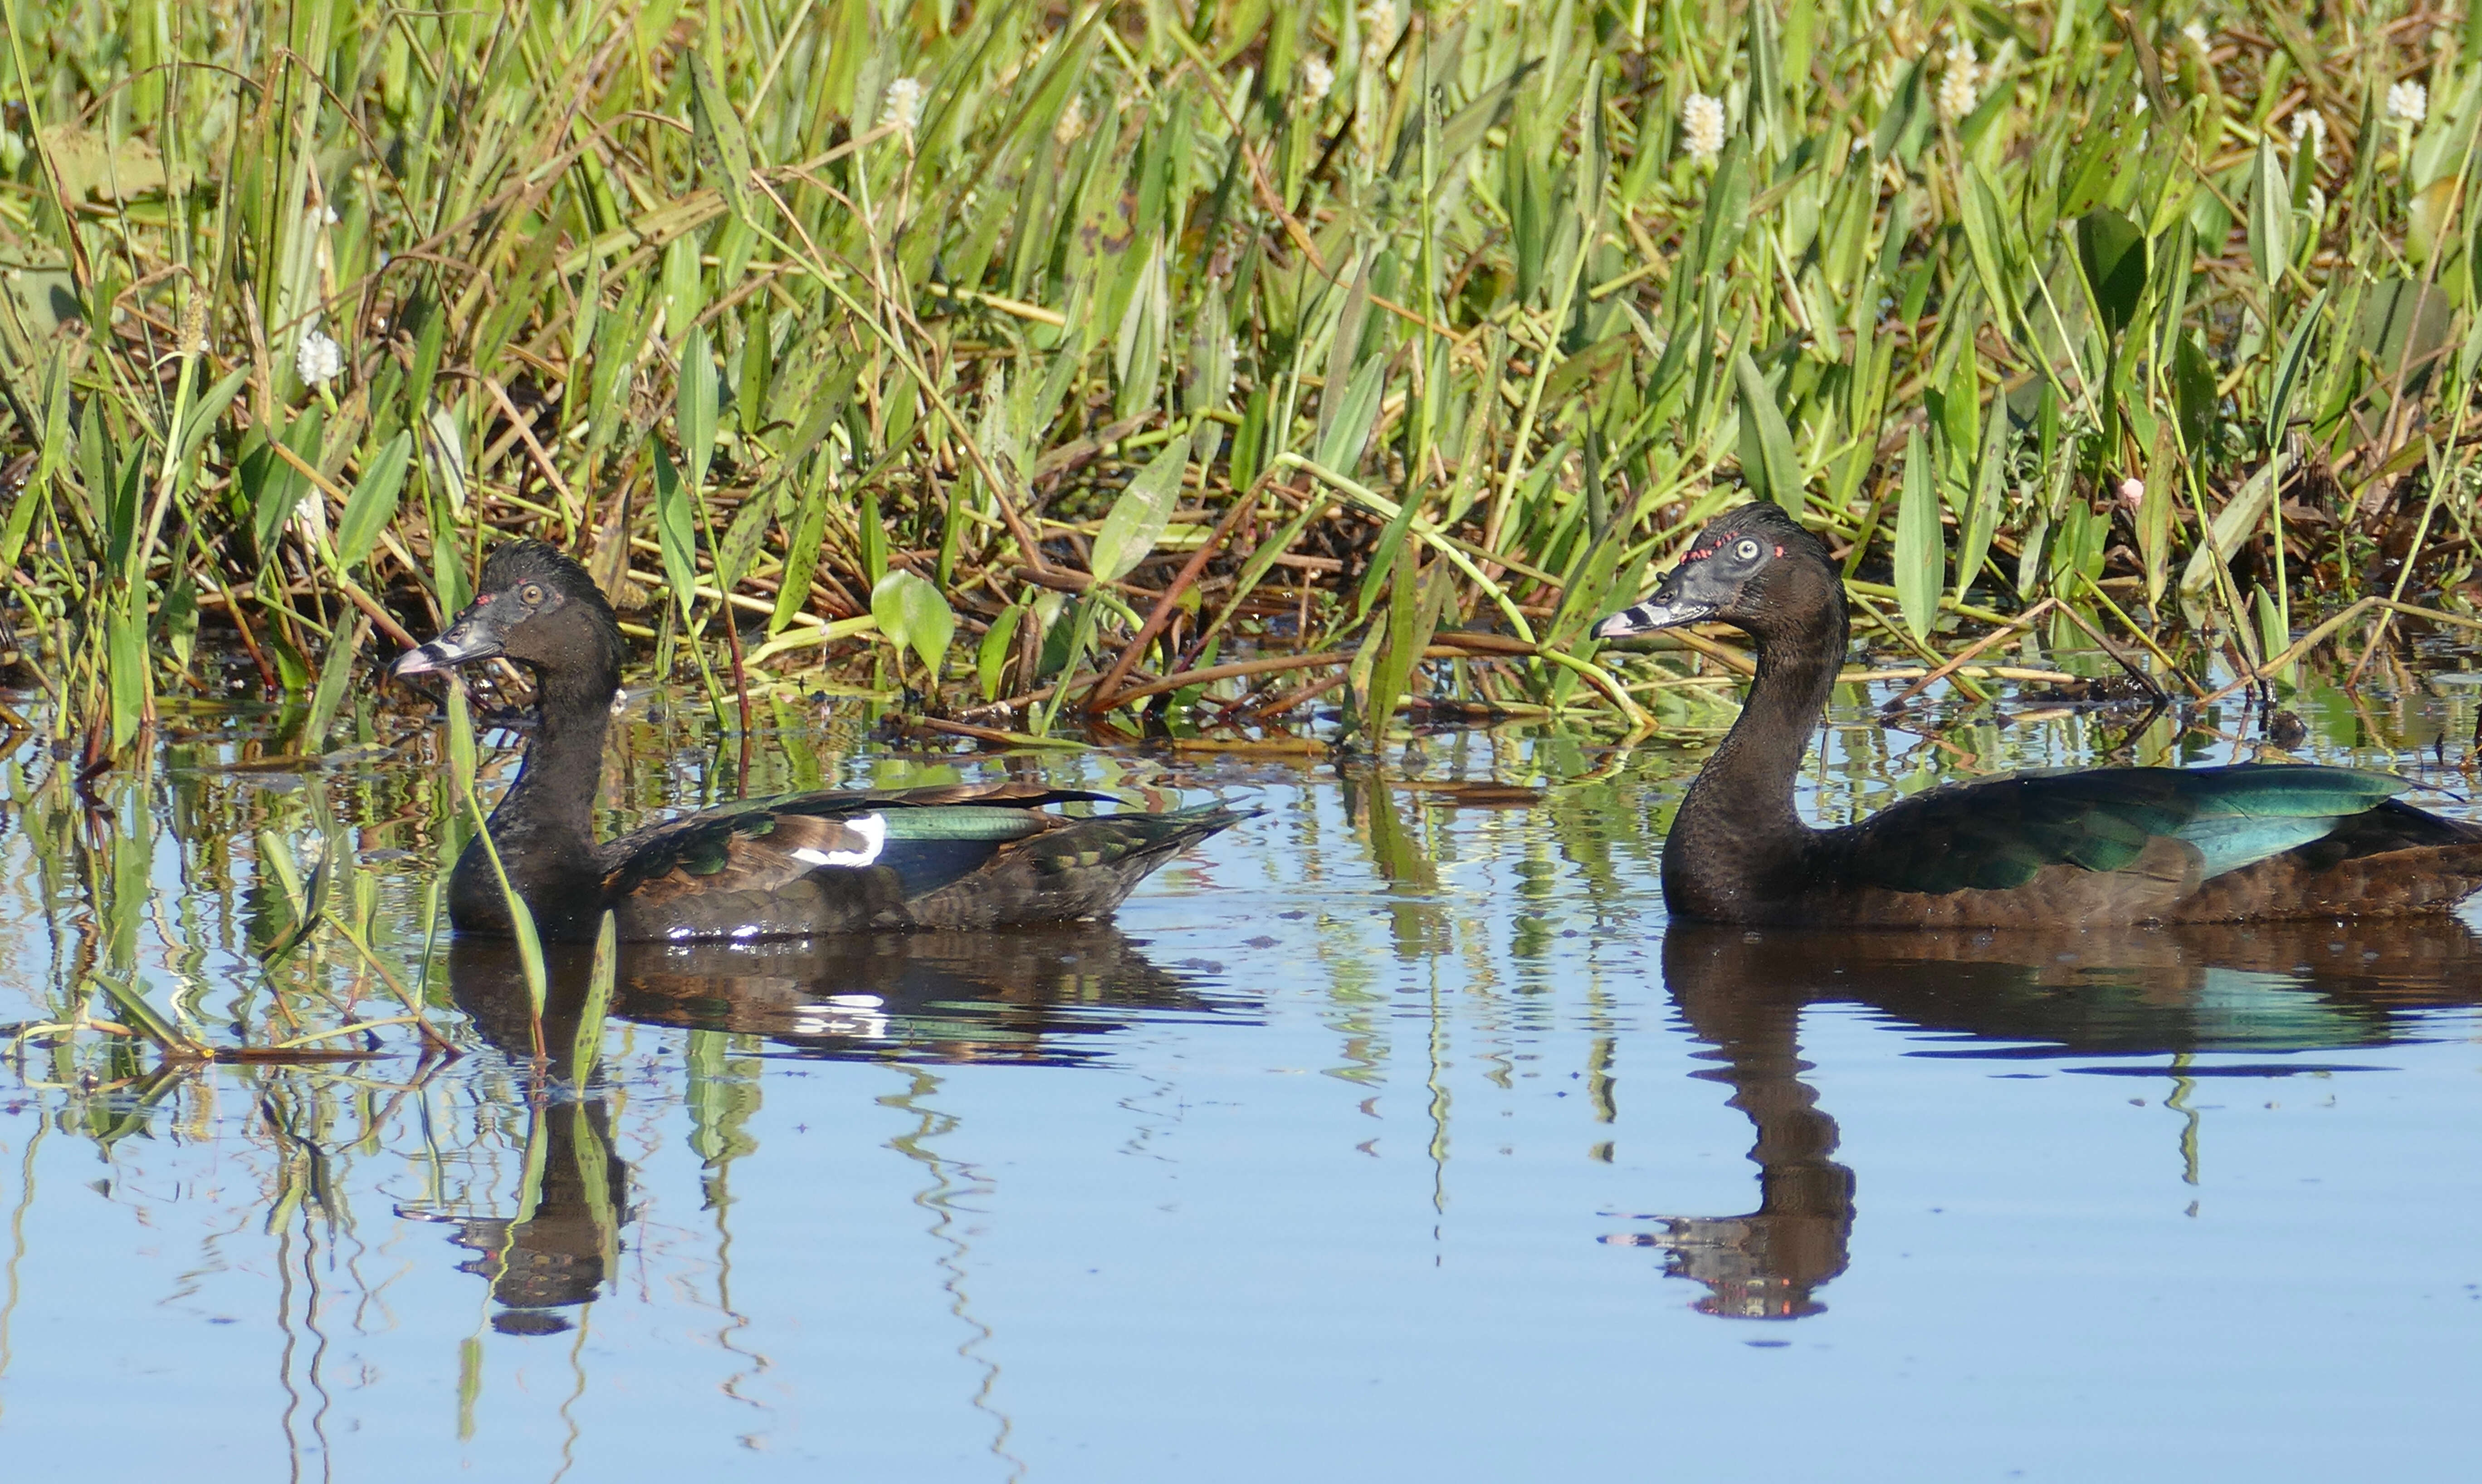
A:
<box><xmin>0</xmin><ymin>678</ymin><xmax>2477</xmax><ymax>1480</ymax></box>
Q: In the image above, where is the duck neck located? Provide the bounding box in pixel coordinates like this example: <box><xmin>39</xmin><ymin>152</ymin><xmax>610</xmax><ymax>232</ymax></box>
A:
<box><xmin>1663</xmin><ymin>604</ymin><xmax>1846</xmax><ymax>921</ymax></box>
<box><xmin>452</xmin><ymin>671</ymin><xmax>614</xmax><ymax>939</ymax></box>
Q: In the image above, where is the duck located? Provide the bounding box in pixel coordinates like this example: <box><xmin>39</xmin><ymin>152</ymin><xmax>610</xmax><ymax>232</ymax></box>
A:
<box><xmin>391</xmin><ymin>540</ymin><xmax>1249</xmax><ymax>943</ymax></box>
<box><xmin>1591</xmin><ymin>502</ymin><xmax>2482</xmax><ymax>928</ymax></box>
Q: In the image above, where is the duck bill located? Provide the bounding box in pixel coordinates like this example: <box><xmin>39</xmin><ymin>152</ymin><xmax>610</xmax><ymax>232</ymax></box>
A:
<box><xmin>391</xmin><ymin>623</ymin><xmax>502</xmax><ymax>679</ymax></box>
<box><xmin>1593</xmin><ymin>599</ymin><xmax>1713</xmax><ymax>639</ymax></box>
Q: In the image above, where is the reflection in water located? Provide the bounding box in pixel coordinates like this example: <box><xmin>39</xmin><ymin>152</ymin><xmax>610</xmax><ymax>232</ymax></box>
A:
<box><xmin>420</xmin><ymin>929</ymin><xmax>1231</xmax><ymax>1336</ymax></box>
<box><xmin>449</xmin><ymin>926</ymin><xmax>1236</xmax><ymax>1068</ymax></box>
<box><xmin>1627</xmin><ymin>918</ymin><xmax>2482</xmax><ymax>1320</ymax></box>
<box><xmin>424</xmin><ymin>1101</ymin><xmax>630</xmax><ymax>1338</ymax></box>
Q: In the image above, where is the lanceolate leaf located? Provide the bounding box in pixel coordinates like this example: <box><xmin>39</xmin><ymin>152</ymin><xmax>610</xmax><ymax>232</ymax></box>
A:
<box><xmin>1958</xmin><ymin>165</ymin><xmax>2013</xmax><ymax>335</ymax></box>
<box><xmin>2248</xmin><ymin>140</ymin><xmax>2292</xmax><ymax>290</ymax></box>
<box><xmin>334</xmin><ymin>431</ymin><xmax>412</xmax><ymax>567</ymax></box>
<box><xmin>651</xmin><ymin>444</ymin><xmax>700</xmax><ymax>621</ymax></box>
<box><xmin>1895</xmin><ymin>429</ymin><xmax>1944</xmax><ymax>641</ymax></box>
<box><xmin>1313</xmin><ymin>356</ymin><xmax>1388</xmax><ymax>475</ymax></box>
<box><xmin>978</xmin><ymin>602</ymin><xmax>1026</xmax><ymax>700</ymax></box>
<box><xmin>1733</xmin><ymin>352</ymin><xmax>1803</xmax><ymax>516</ymax></box>
<box><xmin>175</xmin><ymin>365</ymin><xmax>251</xmax><ymax>469</ymax></box>
<box><xmin>689</xmin><ymin>54</ymin><xmax>757</xmax><ymax>225</ymax></box>
<box><xmin>107</xmin><ymin>596</ymin><xmax>147</xmax><ymax>751</ymax></box>
<box><xmin>1090</xmin><ymin>430</ymin><xmax>1191</xmax><ymax>584</ymax></box>
<box><xmin>678</xmin><ymin>326</ymin><xmax>720</xmax><ymax>491</ymax></box>
<box><xmin>2076</xmin><ymin>208</ymin><xmax>2148</xmax><ymax>340</ymax></box>
<box><xmin>1956</xmin><ymin>406</ymin><xmax>2006</xmax><ymax>605</ymax></box>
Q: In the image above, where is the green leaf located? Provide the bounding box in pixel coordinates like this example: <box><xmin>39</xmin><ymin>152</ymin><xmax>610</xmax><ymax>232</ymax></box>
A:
<box><xmin>2172</xmin><ymin>332</ymin><xmax>2216</xmax><ymax>453</ymax></box>
<box><xmin>1317</xmin><ymin>256</ymin><xmax>1374</xmax><ymax>450</ymax></box>
<box><xmin>689</xmin><ymin>54</ymin><xmax>757</xmax><ymax>225</ymax></box>
<box><xmin>978</xmin><ymin>602</ymin><xmax>1026</xmax><ymax>700</ymax></box>
<box><xmin>651</xmin><ymin>444</ymin><xmax>701</xmax><ymax>620</ymax></box>
<box><xmin>2353</xmin><ymin>276</ymin><xmax>2452</xmax><ymax>409</ymax></box>
<box><xmin>1956</xmin><ymin>405</ymin><xmax>2006</xmax><ymax>605</ymax></box>
<box><xmin>1313</xmin><ymin>355</ymin><xmax>1388</xmax><ymax>474</ymax></box>
<box><xmin>1505</xmin><ymin>135</ymin><xmax>1551</xmax><ymax>302</ymax></box>
<box><xmin>90</xmin><ymin>972</ymin><xmax>197</xmax><ymax>1055</ymax></box>
<box><xmin>333</xmin><ymin>431</ymin><xmax>412</xmax><ymax>567</ymax></box>
<box><xmin>2139</xmin><ymin>425</ymin><xmax>2174</xmax><ymax>607</ymax></box>
<box><xmin>1732</xmin><ymin>352</ymin><xmax>1803</xmax><ymax>516</ymax></box>
<box><xmin>678</xmin><ymin>325</ymin><xmax>720</xmax><ymax>490</ymax></box>
<box><xmin>107</xmin><ymin>595</ymin><xmax>148</xmax><ymax>750</ymax></box>
<box><xmin>1894</xmin><ymin>428</ymin><xmax>1943</xmax><ymax>641</ymax></box>
<box><xmin>248</xmin><ymin>405</ymin><xmax>325</xmax><ymax>564</ymax></box>
<box><xmin>2182</xmin><ymin>454</ymin><xmax>2286</xmax><ymax>596</ymax></box>
<box><xmin>302</xmin><ymin>613</ymin><xmax>369</xmax><ymax>753</ymax></box>
<box><xmin>1114</xmin><ymin>236</ymin><xmax>1170</xmax><ymax>420</ymax></box>
<box><xmin>2254</xmin><ymin>585</ymin><xmax>2290</xmax><ymax>678</ymax></box>
<box><xmin>175</xmin><ymin>365</ymin><xmax>251</xmax><ymax>469</ymax></box>
<box><xmin>663</xmin><ymin>233</ymin><xmax>707</xmax><ymax>337</ymax></box>
<box><xmin>2262</xmin><ymin>288</ymin><xmax>2325</xmax><ymax>456</ymax></box>
<box><xmin>1870</xmin><ymin>58</ymin><xmax>1930</xmax><ymax>163</ymax></box>
<box><xmin>1090</xmin><ymin>430</ymin><xmax>1191</xmax><ymax>584</ymax></box>
<box><xmin>1184</xmin><ymin>284</ymin><xmax>1234</xmax><ymax>418</ymax></box>
<box><xmin>572</xmin><ymin>911</ymin><xmax>619</xmax><ymax>1083</ymax></box>
<box><xmin>1691</xmin><ymin>140</ymin><xmax>1751</xmax><ymax>279</ymax></box>
<box><xmin>770</xmin><ymin>483</ymin><xmax>831</xmax><ymax>634</ymax></box>
<box><xmin>872</xmin><ymin>568</ymin><xmax>956</xmax><ymax>678</ymax></box>
<box><xmin>2247</xmin><ymin>140</ymin><xmax>2292</xmax><ymax>290</ymax></box>
<box><xmin>2075</xmin><ymin>207</ymin><xmax>2148</xmax><ymax>340</ymax></box>
<box><xmin>1958</xmin><ymin>165</ymin><xmax>2012</xmax><ymax>334</ymax></box>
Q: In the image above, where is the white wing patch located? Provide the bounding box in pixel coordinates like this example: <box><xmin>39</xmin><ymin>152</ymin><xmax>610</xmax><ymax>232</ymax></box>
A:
<box><xmin>789</xmin><ymin>812</ymin><xmax>888</xmax><ymax>869</ymax></box>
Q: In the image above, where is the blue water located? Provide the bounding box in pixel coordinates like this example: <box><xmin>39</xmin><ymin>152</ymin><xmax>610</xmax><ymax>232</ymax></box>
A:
<box><xmin>0</xmin><ymin>690</ymin><xmax>2478</xmax><ymax>1480</ymax></box>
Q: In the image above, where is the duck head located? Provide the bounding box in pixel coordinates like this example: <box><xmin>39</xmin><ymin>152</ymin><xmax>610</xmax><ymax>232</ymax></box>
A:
<box><xmin>392</xmin><ymin>540</ymin><xmax>626</xmax><ymax>694</ymax></box>
<box><xmin>1593</xmin><ymin>503</ymin><xmax>1840</xmax><ymax>643</ymax></box>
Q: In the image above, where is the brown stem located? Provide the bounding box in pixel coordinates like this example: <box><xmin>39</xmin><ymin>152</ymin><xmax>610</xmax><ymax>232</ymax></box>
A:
<box><xmin>1101</xmin><ymin>650</ymin><xmax>1358</xmax><ymax>706</ymax></box>
<box><xmin>1085</xmin><ymin>478</ymin><xmax>1267</xmax><ymax>713</ymax></box>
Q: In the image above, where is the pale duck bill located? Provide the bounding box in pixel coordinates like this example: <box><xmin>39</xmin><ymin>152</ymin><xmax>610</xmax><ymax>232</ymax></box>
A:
<box><xmin>1592</xmin><ymin>599</ymin><xmax>1713</xmax><ymax>639</ymax></box>
<box><xmin>390</xmin><ymin>617</ymin><xmax>504</xmax><ymax>678</ymax></box>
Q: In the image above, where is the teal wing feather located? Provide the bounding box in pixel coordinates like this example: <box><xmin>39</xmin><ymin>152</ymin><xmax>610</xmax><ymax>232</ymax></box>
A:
<box><xmin>1841</xmin><ymin>765</ymin><xmax>2408</xmax><ymax>895</ymax></box>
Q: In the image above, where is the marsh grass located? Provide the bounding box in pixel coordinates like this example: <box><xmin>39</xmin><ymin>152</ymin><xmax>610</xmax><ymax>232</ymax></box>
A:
<box><xmin>10</xmin><ymin>2</ymin><xmax>2482</xmax><ymax>756</ymax></box>
<box><xmin>17</xmin><ymin>3</ymin><xmax>2482</xmax><ymax>1066</ymax></box>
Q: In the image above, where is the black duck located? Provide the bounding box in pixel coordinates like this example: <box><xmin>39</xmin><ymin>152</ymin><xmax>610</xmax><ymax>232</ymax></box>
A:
<box><xmin>1592</xmin><ymin>503</ymin><xmax>2482</xmax><ymax>928</ymax></box>
<box><xmin>393</xmin><ymin>541</ymin><xmax>1248</xmax><ymax>942</ymax></box>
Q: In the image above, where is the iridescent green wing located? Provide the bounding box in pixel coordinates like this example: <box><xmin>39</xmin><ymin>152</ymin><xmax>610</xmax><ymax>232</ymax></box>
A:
<box><xmin>1842</xmin><ymin>765</ymin><xmax>2407</xmax><ymax>895</ymax></box>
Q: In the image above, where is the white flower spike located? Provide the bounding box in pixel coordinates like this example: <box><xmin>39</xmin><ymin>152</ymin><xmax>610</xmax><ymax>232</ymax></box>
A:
<box><xmin>2388</xmin><ymin>78</ymin><xmax>2427</xmax><ymax>126</ymax></box>
<box><xmin>2289</xmin><ymin>109</ymin><xmax>2326</xmax><ymax>159</ymax></box>
<box><xmin>1681</xmin><ymin>92</ymin><xmax>1726</xmax><ymax>163</ymax></box>
<box><xmin>1938</xmin><ymin>41</ymin><xmax>1979</xmax><ymax>121</ymax></box>
<box><xmin>296</xmin><ymin>322</ymin><xmax>344</xmax><ymax>387</ymax></box>
<box><xmin>879</xmin><ymin>76</ymin><xmax>925</xmax><ymax>138</ymax></box>
<box><xmin>1301</xmin><ymin>55</ymin><xmax>1335</xmax><ymax>107</ymax></box>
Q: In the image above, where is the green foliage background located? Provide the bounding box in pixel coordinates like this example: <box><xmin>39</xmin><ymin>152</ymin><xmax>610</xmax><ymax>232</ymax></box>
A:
<box><xmin>0</xmin><ymin>0</ymin><xmax>2477</xmax><ymax>749</ymax></box>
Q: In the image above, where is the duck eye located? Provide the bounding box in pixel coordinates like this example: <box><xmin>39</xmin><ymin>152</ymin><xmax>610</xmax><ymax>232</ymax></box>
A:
<box><xmin>518</xmin><ymin>583</ymin><xmax>546</xmax><ymax>605</ymax></box>
<box><xmin>1733</xmin><ymin>539</ymin><xmax>1762</xmax><ymax>561</ymax></box>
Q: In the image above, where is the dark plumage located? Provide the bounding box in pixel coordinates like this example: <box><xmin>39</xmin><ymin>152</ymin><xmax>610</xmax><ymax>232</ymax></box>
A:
<box><xmin>393</xmin><ymin>540</ymin><xmax>1249</xmax><ymax>942</ymax></box>
<box><xmin>1593</xmin><ymin>503</ymin><xmax>2482</xmax><ymax>927</ymax></box>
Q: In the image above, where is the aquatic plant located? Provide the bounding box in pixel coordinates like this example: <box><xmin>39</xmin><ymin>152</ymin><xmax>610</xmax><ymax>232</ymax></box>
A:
<box><xmin>0</xmin><ymin>1</ymin><xmax>2480</xmax><ymax>762</ymax></box>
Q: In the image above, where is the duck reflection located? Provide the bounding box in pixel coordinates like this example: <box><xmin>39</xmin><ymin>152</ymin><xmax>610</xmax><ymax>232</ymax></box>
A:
<box><xmin>621</xmin><ymin>928</ymin><xmax>1224</xmax><ymax>1064</ymax></box>
<box><xmin>1626</xmin><ymin>918</ymin><xmax>2482</xmax><ymax>1321</ymax></box>
<box><xmin>414</xmin><ymin>927</ymin><xmax>1227</xmax><ymax>1333</ymax></box>
<box><xmin>434</xmin><ymin>1100</ymin><xmax>629</xmax><ymax>1336</ymax></box>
